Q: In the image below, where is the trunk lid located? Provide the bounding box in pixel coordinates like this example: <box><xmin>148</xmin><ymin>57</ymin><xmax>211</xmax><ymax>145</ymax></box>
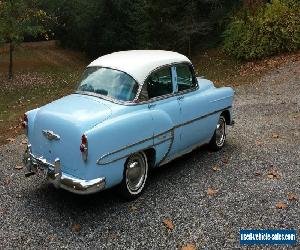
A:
<box><xmin>30</xmin><ymin>94</ymin><xmax>112</xmax><ymax>177</ymax></box>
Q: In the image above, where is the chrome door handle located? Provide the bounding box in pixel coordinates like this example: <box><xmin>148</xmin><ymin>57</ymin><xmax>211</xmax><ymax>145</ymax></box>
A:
<box><xmin>177</xmin><ymin>96</ymin><xmax>184</xmax><ymax>101</ymax></box>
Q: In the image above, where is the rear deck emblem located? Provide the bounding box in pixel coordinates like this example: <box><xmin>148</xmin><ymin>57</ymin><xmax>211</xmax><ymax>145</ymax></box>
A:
<box><xmin>42</xmin><ymin>130</ymin><xmax>60</xmax><ymax>141</ymax></box>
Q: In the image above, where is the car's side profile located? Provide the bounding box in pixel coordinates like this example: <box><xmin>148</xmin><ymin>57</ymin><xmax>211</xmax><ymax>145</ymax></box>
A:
<box><xmin>23</xmin><ymin>50</ymin><xmax>234</xmax><ymax>199</ymax></box>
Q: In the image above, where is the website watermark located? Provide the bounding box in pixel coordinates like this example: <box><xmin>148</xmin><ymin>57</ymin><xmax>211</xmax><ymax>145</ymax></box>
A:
<box><xmin>240</xmin><ymin>230</ymin><xmax>297</xmax><ymax>245</ymax></box>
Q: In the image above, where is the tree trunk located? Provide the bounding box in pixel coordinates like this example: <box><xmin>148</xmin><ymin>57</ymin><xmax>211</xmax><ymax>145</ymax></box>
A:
<box><xmin>9</xmin><ymin>42</ymin><xmax>14</xmax><ymax>80</ymax></box>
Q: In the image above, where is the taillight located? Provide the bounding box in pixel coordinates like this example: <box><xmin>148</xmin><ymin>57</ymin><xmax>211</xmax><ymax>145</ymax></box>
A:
<box><xmin>22</xmin><ymin>113</ymin><xmax>28</xmax><ymax>133</ymax></box>
<box><xmin>80</xmin><ymin>134</ymin><xmax>88</xmax><ymax>161</ymax></box>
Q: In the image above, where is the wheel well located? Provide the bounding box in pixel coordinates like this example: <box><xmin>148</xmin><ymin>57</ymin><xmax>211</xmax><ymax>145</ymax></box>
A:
<box><xmin>144</xmin><ymin>148</ymin><xmax>156</xmax><ymax>168</ymax></box>
<box><xmin>221</xmin><ymin>110</ymin><xmax>231</xmax><ymax>125</ymax></box>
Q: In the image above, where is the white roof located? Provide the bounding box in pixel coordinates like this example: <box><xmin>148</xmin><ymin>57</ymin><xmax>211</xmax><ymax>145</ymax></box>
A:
<box><xmin>88</xmin><ymin>50</ymin><xmax>191</xmax><ymax>84</ymax></box>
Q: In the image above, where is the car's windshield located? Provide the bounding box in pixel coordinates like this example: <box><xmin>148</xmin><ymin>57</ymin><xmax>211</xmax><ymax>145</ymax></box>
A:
<box><xmin>77</xmin><ymin>67</ymin><xmax>139</xmax><ymax>101</ymax></box>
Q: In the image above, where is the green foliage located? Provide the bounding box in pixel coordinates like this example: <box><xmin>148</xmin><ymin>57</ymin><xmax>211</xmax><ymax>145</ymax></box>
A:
<box><xmin>0</xmin><ymin>0</ymin><xmax>46</xmax><ymax>45</ymax></box>
<box><xmin>38</xmin><ymin>0</ymin><xmax>239</xmax><ymax>58</ymax></box>
<box><xmin>223</xmin><ymin>0</ymin><xmax>300</xmax><ymax>60</ymax></box>
<box><xmin>0</xmin><ymin>0</ymin><xmax>47</xmax><ymax>79</ymax></box>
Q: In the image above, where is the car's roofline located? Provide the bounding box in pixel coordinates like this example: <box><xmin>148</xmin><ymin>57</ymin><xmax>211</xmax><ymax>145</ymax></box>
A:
<box><xmin>79</xmin><ymin>61</ymin><xmax>197</xmax><ymax>105</ymax></box>
<box><xmin>88</xmin><ymin>50</ymin><xmax>191</xmax><ymax>84</ymax></box>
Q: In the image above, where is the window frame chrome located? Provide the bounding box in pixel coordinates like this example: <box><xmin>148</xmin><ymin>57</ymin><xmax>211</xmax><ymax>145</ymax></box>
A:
<box><xmin>74</xmin><ymin>62</ymin><xmax>199</xmax><ymax>106</ymax></box>
<box><xmin>135</xmin><ymin>61</ymin><xmax>199</xmax><ymax>104</ymax></box>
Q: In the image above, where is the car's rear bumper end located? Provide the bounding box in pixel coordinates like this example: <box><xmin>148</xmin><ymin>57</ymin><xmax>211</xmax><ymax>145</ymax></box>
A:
<box><xmin>23</xmin><ymin>145</ymin><xmax>106</xmax><ymax>195</ymax></box>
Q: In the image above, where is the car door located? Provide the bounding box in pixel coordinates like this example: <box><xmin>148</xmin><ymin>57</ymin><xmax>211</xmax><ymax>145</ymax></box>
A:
<box><xmin>140</xmin><ymin>66</ymin><xmax>182</xmax><ymax>161</ymax></box>
<box><xmin>175</xmin><ymin>63</ymin><xmax>214</xmax><ymax>151</ymax></box>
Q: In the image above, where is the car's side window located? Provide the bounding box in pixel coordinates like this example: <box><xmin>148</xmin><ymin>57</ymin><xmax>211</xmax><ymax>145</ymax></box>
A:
<box><xmin>145</xmin><ymin>67</ymin><xmax>173</xmax><ymax>99</ymax></box>
<box><xmin>176</xmin><ymin>64</ymin><xmax>196</xmax><ymax>92</ymax></box>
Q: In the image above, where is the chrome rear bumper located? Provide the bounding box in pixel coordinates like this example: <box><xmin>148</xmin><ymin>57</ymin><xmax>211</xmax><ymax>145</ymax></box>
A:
<box><xmin>23</xmin><ymin>145</ymin><xmax>106</xmax><ymax>195</ymax></box>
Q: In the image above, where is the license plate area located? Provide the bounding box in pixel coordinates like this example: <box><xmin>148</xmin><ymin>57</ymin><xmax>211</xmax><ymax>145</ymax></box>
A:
<box><xmin>31</xmin><ymin>156</ymin><xmax>54</xmax><ymax>177</ymax></box>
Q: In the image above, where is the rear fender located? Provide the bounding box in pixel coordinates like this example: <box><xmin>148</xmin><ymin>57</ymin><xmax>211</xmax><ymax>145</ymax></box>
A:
<box><xmin>84</xmin><ymin>110</ymin><xmax>155</xmax><ymax>187</ymax></box>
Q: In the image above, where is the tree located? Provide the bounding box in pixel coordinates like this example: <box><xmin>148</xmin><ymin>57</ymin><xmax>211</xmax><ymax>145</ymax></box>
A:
<box><xmin>223</xmin><ymin>0</ymin><xmax>300</xmax><ymax>60</ymax></box>
<box><xmin>145</xmin><ymin>0</ymin><xmax>234</xmax><ymax>56</ymax></box>
<box><xmin>0</xmin><ymin>0</ymin><xmax>46</xmax><ymax>80</ymax></box>
<box><xmin>38</xmin><ymin>0</ymin><xmax>239</xmax><ymax>58</ymax></box>
<box><xmin>171</xmin><ymin>0</ymin><xmax>212</xmax><ymax>58</ymax></box>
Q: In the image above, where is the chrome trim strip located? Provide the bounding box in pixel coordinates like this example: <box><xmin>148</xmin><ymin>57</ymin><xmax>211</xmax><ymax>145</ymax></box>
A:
<box><xmin>97</xmin><ymin>137</ymin><xmax>172</xmax><ymax>165</ymax></box>
<box><xmin>156</xmin><ymin>128</ymin><xmax>175</xmax><ymax>166</ymax></box>
<box><xmin>174</xmin><ymin>106</ymin><xmax>232</xmax><ymax>129</ymax></box>
<box><xmin>97</xmin><ymin>129</ymin><xmax>173</xmax><ymax>165</ymax></box>
<box><xmin>136</xmin><ymin>86</ymin><xmax>199</xmax><ymax>105</ymax></box>
<box><xmin>74</xmin><ymin>91</ymin><xmax>138</xmax><ymax>106</ymax></box>
<box><xmin>97</xmin><ymin>128</ymin><xmax>174</xmax><ymax>164</ymax></box>
<box><xmin>75</xmin><ymin>84</ymin><xmax>199</xmax><ymax>106</ymax></box>
<box><xmin>209</xmin><ymin>96</ymin><xmax>233</xmax><ymax>103</ymax></box>
<box><xmin>97</xmin><ymin>106</ymin><xmax>232</xmax><ymax>165</ymax></box>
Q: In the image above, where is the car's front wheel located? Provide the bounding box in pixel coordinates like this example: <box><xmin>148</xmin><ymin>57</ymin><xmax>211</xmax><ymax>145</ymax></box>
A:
<box><xmin>118</xmin><ymin>152</ymin><xmax>148</xmax><ymax>200</ymax></box>
<box><xmin>208</xmin><ymin>114</ymin><xmax>227</xmax><ymax>151</ymax></box>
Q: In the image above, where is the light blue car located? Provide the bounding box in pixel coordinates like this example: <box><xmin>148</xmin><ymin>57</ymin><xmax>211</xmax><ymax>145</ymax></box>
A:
<box><xmin>23</xmin><ymin>50</ymin><xmax>234</xmax><ymax>199</ymax></box>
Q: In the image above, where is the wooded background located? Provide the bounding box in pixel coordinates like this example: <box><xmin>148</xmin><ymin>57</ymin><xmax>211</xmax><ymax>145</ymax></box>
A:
<box><xmin>35</xmin><ymin>0</ymin><xmax>240</xmax><ymax>58</ymax></box>
<box><xmin>1</xmin><ymin>0</ymin><xmax>299</xmax><ymax>65</ymax></box>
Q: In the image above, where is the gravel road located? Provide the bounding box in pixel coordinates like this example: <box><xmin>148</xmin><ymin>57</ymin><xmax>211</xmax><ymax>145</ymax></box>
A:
<box><xmin>0</xmin><ymin>59</ymin><xmax>299</xmax><ymax>249</ymax></box>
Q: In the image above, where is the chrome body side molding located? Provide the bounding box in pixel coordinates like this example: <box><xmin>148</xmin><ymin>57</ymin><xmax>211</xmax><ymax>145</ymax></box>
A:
<box><xmin>97</xmin><ymin>106</ymin><xmax>231</xmax><ymax>166</ymax></box>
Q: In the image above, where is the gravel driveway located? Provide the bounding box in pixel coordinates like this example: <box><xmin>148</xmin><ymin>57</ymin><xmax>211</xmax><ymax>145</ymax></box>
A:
<box><xmin>0</xmin><ymin>60</ymin><xmax>299</xmax><ymax>249</ymax></box>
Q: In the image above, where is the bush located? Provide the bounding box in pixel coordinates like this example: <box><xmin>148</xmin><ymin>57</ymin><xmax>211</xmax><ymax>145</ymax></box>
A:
<box><xmin>223</xmin><ymin>0</ymin><xmax>300</xmax><ymax>60</ymax></box>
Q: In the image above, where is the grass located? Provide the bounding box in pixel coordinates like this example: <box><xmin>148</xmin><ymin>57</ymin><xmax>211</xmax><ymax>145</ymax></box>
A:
<box><xmin>0</xmin><ymin>41</ymin><xmax>298</xmax><ymax>145</ymax></box>
<box><xmin>192</xmin><ymin>48</ymin><xmax>300</xmax><ymax>87</ymax></box>
<box><xmin>193</xmin><ymin>48</ymin><xmax>260</xmax><ymax>87</ymax></box>
<box><xmin>0</xmin><ymin>41</ymin><xmax>88</xmax><ymax>144</ymax></box>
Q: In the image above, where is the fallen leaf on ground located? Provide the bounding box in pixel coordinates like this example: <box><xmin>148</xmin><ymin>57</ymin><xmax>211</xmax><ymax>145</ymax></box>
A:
<box><xmin>276</xmin><ymin>202</ymin><xmax>287</xmax><ymax>209</ymax></box>
<box><xmin>4</xmin><ymin>176</ymin><xmax>11</xmax><ymax>185</ymax></box>
<box><xmin>6</xmin><ymin>138</ymin><xmax>15</xmax><ymax>143</ymax></box>
<box><xmin>287</xmin><ymin>193</ymin><xmax>298</xmax><ymax>201</ymax></box>
<box><xmin>21</xmin><ymin>139</ymin><xmax>28</xmax><ymax>145</ymax></box>
<box><xmin>255</xmin><ymin>140</ymin><xmax>263</xmax><ymax>146</ymax></box>
<box><xmin>15</xmin><ymin>165</ymin><xmax>23</xmax><ymax>170</ymax></box>
<box><xmin>163</xmin><ymin>218</ymin><xmax>174</xmax><ymax>231</ymax></box>
<box><xmin>255</xmin><ymin>171</ymin><xmax>261</xmax><ymax>176</ymax></box>
<box><xmin>272</xmin><ymin>133</ymin><xmax>279</xmax><ymax>139</ymax></box>
<box><xmin>222</xmin><ymin>158</ymin><xmax>229</xmax><ymax>164</ymax></box>
<box><xmin>207</xmin><ymin>187</ymin><xmax>218</xmax><ymax>196</ymax></box>
<box><xmin>267</xmin><ymin>169</ymin><xmax>280</xmax><ymax>179</ymax></box>
<box><xmin>71</xmin><ymin>223</ymin><xmax>81</xmax><ymax>233</ymax></box>
<box><xmin>181</xmin><ymin>243</ymin><xmax>196</xmax><ymax>250</ymax></box>
<box><xmin>128</xmin><ymin>205</ymin><xmax>138</xmax><ymax>211</ymax></box>
<box><xmin>212</xmin><ymin>165</ymin><xmax>221</xmax><ymax>171</ymax></box>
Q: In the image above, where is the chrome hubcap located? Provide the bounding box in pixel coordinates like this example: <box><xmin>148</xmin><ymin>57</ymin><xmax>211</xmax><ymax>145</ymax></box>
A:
<box><xmin>216</xmin><ymin>117</ymin><xmax>226</xmax><ymax>147</ymax></box>
<box><xmin>126</xmin><ymin>154</ymin><xmax>146</xmax><ymax>192</ymax></box>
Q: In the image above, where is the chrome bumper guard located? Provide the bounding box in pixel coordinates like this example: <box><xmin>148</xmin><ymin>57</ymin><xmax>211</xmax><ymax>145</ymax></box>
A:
<box><xmin>23</xmin><ymin>145</ymin><xmax>106</xmax><ymax>195</ymax></box>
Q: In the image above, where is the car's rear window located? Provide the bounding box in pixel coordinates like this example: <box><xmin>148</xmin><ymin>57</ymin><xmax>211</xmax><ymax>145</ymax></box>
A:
<box><xmin>77</xmin><ymin>67</ymin><xmax>139</xmax><ymax>101</ymax></box>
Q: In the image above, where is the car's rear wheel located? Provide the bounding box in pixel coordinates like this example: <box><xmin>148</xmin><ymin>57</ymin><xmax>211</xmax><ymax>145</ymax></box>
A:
<box><xmin>208</xmin><ymin>115</ymin><xmax>226</xmax><ymax>151</ymax></box>
<box><xmin>118</xmin><ymin>152</ymin><xmax>148</xmax><ymax>200</ymax></box>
